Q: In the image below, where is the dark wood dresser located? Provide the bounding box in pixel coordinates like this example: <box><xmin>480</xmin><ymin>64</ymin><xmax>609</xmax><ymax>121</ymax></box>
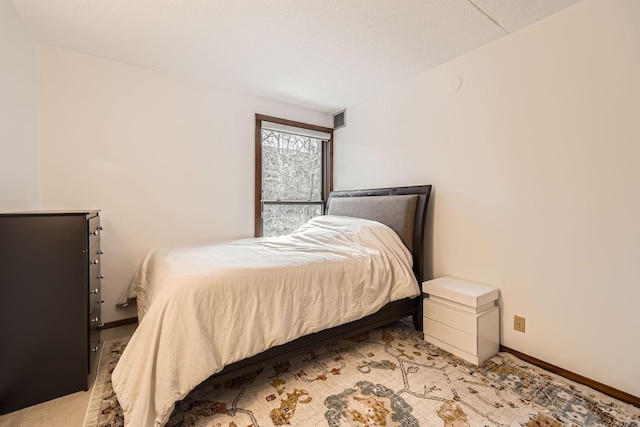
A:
<box><xmin>0</xmin><ymin>211</ymin><xmax>103</xmax><ymax>414</ymax></box>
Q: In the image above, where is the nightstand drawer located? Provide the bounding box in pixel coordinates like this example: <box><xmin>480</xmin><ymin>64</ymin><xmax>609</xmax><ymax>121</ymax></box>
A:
<box><xmin>424</xmin><ymin>299</ymin><xmax>479</xmax><ymax>335</ymax></box>
<box><xmin>424</xmin><ymin>318</ymin><xmax>477</xmax><ymax>355</ymax></box>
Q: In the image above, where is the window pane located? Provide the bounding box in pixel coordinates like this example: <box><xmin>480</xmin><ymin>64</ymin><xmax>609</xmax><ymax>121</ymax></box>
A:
<box><xmin>262</xmin><ymin>203</ymin><xmax>322</xmax><ymax>237</ymax></box>
<box><xmin>262</xmin><ymin>129</ymin><xmax>323</xmax><ymax>201</ymax></box>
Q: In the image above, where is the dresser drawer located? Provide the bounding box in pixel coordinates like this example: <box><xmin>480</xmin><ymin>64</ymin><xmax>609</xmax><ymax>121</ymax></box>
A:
<box><xmin>88</xmin><ymin>215</ymin><xmax>101</xmax><ymax>248</ymax></box>
<box><xmin>89</xmin><ymin>300</ymin><xmax>102</xmax><ymax>341</ymax></box>
<box><xmin>88</xmin><ymin>303</ymin><xmax>102</xmax><ymax>373</ymax></box>
<box><xmin>88</xmin><ymin>244</ymin><xmax>102</xmax><ymax>270</ymax></box>
<box><xmin>88</xmin><ymin>250</ymin><xmax>101</xmax><ymax>296</ymax></box>
<box><xmin>89</xmin><ymin>275</ymin><xmax>102</xmax><ymax>308</ymax></box>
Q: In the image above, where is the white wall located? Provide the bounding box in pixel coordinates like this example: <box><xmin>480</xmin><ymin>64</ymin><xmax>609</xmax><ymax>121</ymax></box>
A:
<box><xmin>0</xmin><ymin>0</ymin><xmax>38</xmax><ymax>209</ymax></box>
<box><xmin>37</xmin><ymin>45</ymin><xmax>331</xmax><ymax>322</ymax></box>
<box><xmin>335</xmin><ymin>0</ymin><xmax>640</xmax><ymax>396</ymax></box>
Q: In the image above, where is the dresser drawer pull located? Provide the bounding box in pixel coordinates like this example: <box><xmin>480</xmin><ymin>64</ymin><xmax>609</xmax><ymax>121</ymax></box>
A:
<box><xmin>91</xmin><ymin>259</ymin><xmax>99</xmax><ymax>265</ymax></box>
<box><xmin>98</xmin><ymin>274</ymin><xmax>104</xmax><ymax>279</ymax></box>
<box><xmin>98</xmin><ymin>299</ymin><xmax>105</xmax><ymax>304</ymax></box>
<box><xmin>91</xmin><ymin>346</ymin><xmax>99</xmax><ymax>352</ymax></box>
<box><xmin>91</xmin><ymin>317</ymin><xmax>100</xmax><ymax>324</ymax></box>
<box><xmin>98</xmin><ymin>323</ymin><xmax>104</xmax><ymax>328</ymax></box>
<box><xmin>98</xmin><ymin>250</ymin><xmax>104</xmax><ymax>255</ymax></box>
<box><xmin>91</xmin><ymin>230</ymin><xmax>99</xmax><ymax>236</ymax></box>
<box><xmin>98</xmin><ymin>226</ymin><xmax>103</xmax><ymax>230</ymax></box>
<box><xmin>91</xmin><ymin>288</ymin><xmax>99</xmax><ymax>294</ymax></box>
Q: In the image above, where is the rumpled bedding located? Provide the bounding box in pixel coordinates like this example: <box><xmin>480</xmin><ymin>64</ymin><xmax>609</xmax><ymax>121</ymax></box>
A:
<box><xmin>111</xmin><ymin>215</ymin><xmax>419</xmax><ymax>426</ymax></box>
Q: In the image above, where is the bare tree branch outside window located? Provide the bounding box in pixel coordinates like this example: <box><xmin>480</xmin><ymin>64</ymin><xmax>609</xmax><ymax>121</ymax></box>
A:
<box><xmin>261</xmin><ymin>129</ymin><xmax>325</xmax><ymax>236</ymax></box>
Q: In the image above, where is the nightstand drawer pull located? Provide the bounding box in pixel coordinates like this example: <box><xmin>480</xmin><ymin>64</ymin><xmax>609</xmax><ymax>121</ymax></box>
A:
<box><xmin>91</xmin><ymin>346</ymin><xmax>99</xmax><ymax>352</ymax></box>
<box><xmin>98</xmin><ymin>323</ymin><xmax>104</xmax><ymax>328</ymax></box>
<box><xmin>98</xmin><ymin>274</ymin><xmax>104</xmax><ymax>279</ymax></box>
<box><xmin>98</xmin><ymin>298</ymin><xmax>105</xmax><ymax>304</ymax></box>
<box><xmin>91</xmin><ymin>317</ymin><xmax>100</xmax><ymax>324</ymax></box>
<box><xmin>98</xmin><ymin>250</ymin><xmax>104</xmax><ymax>255</ymax></box>
<box><xmin>91</xmin><ymin>288</ymin><xmax>99</xmax><ymax>294</ymax></box>
<box><xmin>91</xmin><ymin>259</ymin><xmax>99</xmax><ymax>265</ymax></box>
<box><xmin>91</xmin><ymin>230</ymin><xmax>99</xmax><ymax>236</ymax></box>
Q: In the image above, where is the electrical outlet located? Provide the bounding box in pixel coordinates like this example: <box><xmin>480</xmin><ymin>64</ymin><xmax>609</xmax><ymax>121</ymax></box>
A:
<box><xmin>514</xmin><ymin>315</ymin><xmax>526</xmax><ymax>333</ymax></box>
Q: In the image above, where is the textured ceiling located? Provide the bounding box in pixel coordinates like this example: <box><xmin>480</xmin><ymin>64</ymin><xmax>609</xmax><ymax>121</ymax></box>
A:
<box><xmin>11</xmin><ymin>0</ymin><xmax>583</xmax><ymax>112</ymax></box>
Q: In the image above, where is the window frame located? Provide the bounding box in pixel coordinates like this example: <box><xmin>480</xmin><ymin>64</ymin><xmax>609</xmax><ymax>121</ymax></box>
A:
<box><xmin>255</xmin><ymin>114</ymin><xmax>333</xmax><ymax>237</ymax></box>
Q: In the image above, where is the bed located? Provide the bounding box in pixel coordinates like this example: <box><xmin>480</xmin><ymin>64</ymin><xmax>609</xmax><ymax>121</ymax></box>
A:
<box><xmin>112</xmin><ymin>184</ymin><xmax>432</xmax><ymax>427</ymax></box>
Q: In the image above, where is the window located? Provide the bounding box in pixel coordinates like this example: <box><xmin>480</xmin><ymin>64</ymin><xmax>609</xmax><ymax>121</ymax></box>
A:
<box><xmin>255</xmin><ymin>114</ymin><xmax>333</xmax><ymax>237</ymax></box>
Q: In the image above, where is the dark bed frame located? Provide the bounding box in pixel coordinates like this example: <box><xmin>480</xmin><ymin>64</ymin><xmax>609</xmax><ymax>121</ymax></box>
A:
<box><xmin>204</xmin><ymin>184</ymin><xmax>432</xmax><ymax>385</ymax></box>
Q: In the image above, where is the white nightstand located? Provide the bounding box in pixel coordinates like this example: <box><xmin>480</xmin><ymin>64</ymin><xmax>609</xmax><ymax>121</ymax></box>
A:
<box><xmin>423</xmin><ymin>277</ymin><xmax>500</xmax><ymax>365</ymax></box>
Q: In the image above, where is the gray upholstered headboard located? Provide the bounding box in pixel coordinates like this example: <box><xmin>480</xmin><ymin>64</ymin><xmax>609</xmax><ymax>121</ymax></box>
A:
<box><xmin>326</xmin><ymin>185</ymin><xmax>432</xmax><ymax>281</ymax></box>
<box><xmin>327</xmin><ymin>195</ymin><xmax>418</xmax><ymax>250</ymax></box>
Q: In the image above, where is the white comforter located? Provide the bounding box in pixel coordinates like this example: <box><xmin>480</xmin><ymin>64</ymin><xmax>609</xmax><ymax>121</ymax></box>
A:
<box><xmin>111</xmin><ymin>215</ymin><xmax>419</xmax><ymax>426</ymax></box>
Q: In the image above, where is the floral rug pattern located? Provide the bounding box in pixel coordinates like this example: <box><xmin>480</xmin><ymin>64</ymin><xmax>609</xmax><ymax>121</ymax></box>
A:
<box><xmin>84</xmin><ymin>318</ymin><xmax>640</xmax><ymax>426</ymax></box>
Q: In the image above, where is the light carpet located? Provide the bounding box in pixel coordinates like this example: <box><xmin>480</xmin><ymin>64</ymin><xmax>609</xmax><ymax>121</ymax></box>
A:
<box><xmin>85</xmin><ymin>318</ymin><xmax>640</xmax><ymax>426</ymax></box>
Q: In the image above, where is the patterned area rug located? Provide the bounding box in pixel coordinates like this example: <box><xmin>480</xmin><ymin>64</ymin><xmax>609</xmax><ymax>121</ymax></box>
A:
<box><xmin>84</xmin><ymin>318</ymin><xmax>640</xmax><ymax>426</ymax></box>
